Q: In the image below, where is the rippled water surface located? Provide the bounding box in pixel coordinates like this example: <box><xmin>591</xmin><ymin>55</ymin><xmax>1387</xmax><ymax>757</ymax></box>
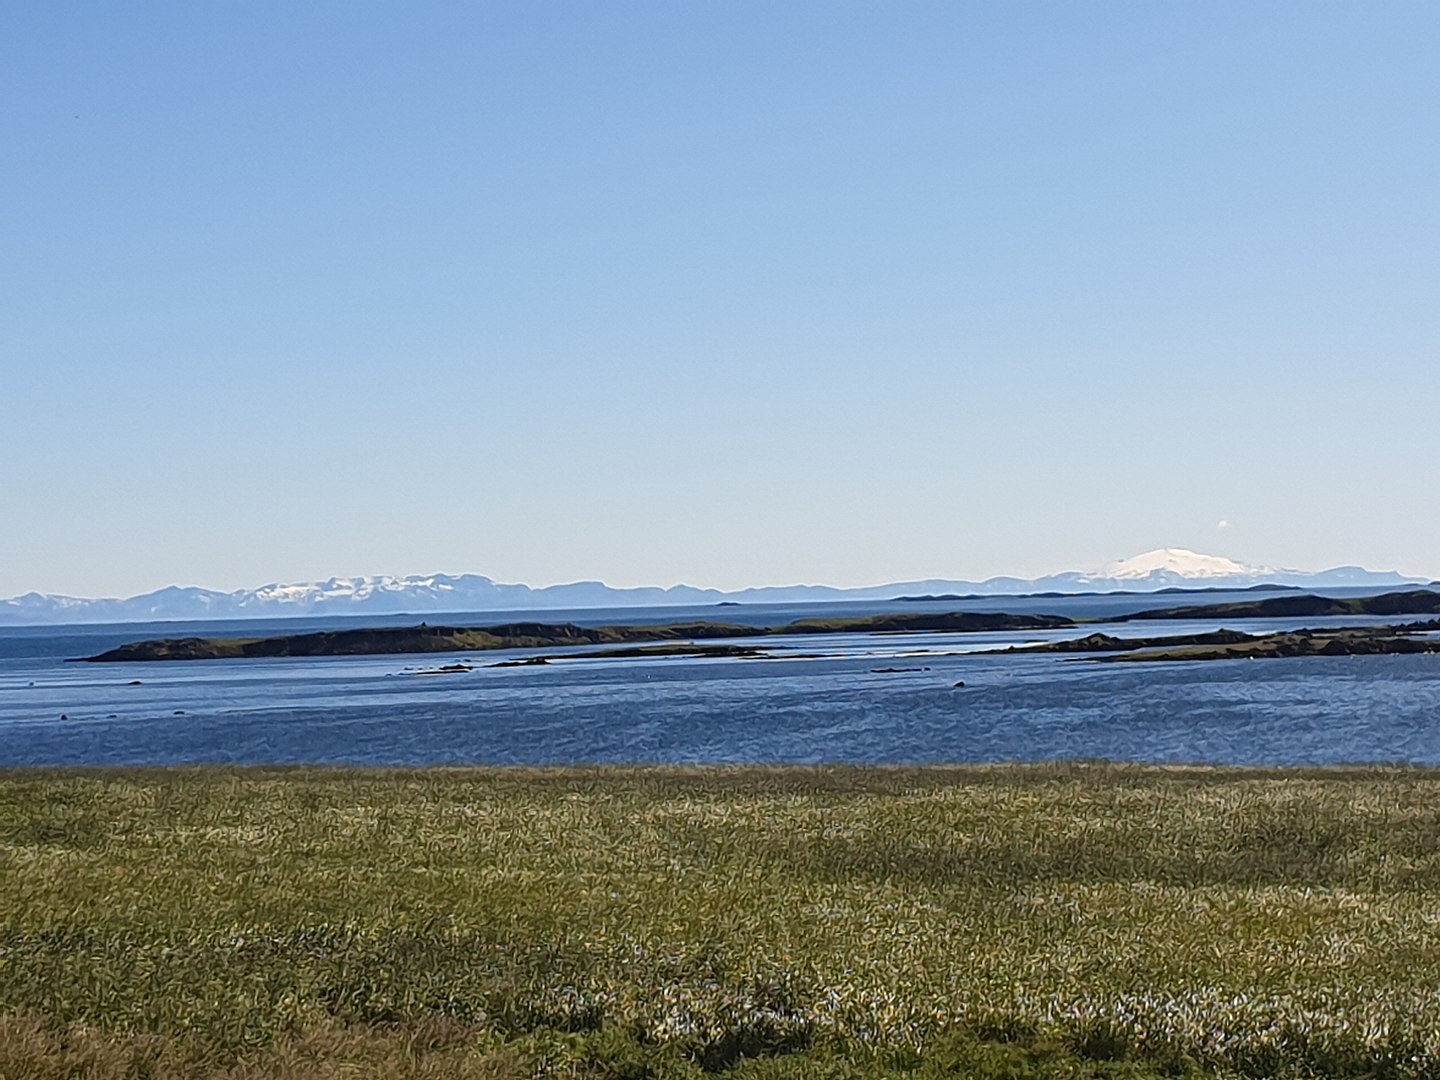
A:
<box><xmin>2</xmin><ymin>594</ymin><xmax>1438</xmax><ymax>766</ymax></box>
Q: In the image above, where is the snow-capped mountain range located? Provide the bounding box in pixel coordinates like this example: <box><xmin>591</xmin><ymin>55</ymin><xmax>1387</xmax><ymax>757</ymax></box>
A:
<box><xmin>0</xmin><ymin>549</ymin><xmax>1427</xmax><ymax>625</ymax></box>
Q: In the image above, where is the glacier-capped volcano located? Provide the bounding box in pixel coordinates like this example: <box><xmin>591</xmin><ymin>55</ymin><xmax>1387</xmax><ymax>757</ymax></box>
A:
<box><xmin>1098</xmin><ymin>548</ymin><xmax>1274</xmax><ymax>581</ymax></box>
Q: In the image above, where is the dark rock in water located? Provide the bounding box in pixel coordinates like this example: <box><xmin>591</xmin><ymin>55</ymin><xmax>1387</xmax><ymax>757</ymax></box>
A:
<box><xmin>126</xmin><ymin>680</ymin><xmax>142</xmax><ymax>686</ymax></box>
<box><xmin>489</xmin><ymin>656</ymin><xmax>551</xmax><ymax>668</ymax></box>
<box><xmin>173</xmin><ymin>710</ymin><xmax>186</xmax><ymax>715</ymax></box>
<box><xmin>953</xmin><ymin>681</ymin><xmax>966</xmax><ymax>689</ymax></box>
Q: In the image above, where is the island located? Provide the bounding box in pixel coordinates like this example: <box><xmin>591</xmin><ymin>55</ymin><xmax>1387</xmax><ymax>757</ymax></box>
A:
<box><xmin>989</xmin><ymin>623</ymin><xmax>1440</xmax><ymax>663</ymax></box>
<box><xmin>80</xmin><ymin>611</ymin><xmax>1076</xmax><ymax>662</ymax></box>
<box><xmin>1114</xmin><ymin>589</ymin><xmax>1440</xmax><ymax>622</ymax></box>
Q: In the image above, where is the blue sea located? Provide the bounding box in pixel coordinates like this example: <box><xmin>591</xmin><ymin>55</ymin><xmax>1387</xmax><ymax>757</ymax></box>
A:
<box><xmin>2</xmin><ymin>589</ymin><xmax>1438</xmax><ymax>767</ymax></box>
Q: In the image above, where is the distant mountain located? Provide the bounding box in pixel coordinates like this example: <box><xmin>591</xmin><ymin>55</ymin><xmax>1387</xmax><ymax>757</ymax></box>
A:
<box><xmin>0</xmin><ymin>549</ymin><xmax>1425</xmax><ymax>625</ymax></box>
<box><xmin>1102</xmin><ymin>548</ymin><xmax>1265</xmax><ymax>581</ymax></box>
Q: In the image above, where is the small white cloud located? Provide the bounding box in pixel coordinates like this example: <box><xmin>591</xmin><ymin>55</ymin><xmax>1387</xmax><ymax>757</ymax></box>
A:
<box><xmin>1217</xmin><ymin>519</ymin><xmax>1232</xmax><ymax>529</ymax></box>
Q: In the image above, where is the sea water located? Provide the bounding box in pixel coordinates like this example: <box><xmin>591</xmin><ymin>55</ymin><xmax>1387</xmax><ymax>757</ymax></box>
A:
<box><xmin>2</xmin><ymin>592</ymin><xmax>1438</xmax><ymax>767</ymax></box>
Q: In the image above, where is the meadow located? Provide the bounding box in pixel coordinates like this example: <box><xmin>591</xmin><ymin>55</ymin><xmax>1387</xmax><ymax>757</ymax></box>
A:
<box><xmin>3</xmin><ymin>765</ymin><xmax>1440</xmax><ymax>1078</ymax></box>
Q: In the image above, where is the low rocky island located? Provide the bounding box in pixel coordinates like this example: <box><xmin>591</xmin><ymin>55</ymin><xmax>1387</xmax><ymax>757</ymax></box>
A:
<box><xmin>994</xmin><ymin>624</ymin><xmax>1440</xmax><ymax>663</ymax></box>
<box><xmin>989</xmin><ymin>630</ymin><xmax>1259</xmax><ymax>654</ymax></box>
<box><xmin>1115</xmin><ymin>589</ymin><xmax>1440</xmax><ymax>623</ymax></box>
<box><xmin>493</xmin><ymin>642</ymin><xmax>773</xmax><ymax>665</ymax></box>
<box><xmin>81</xmin><ymin>611</ymin><xmax>1075</xmax><ymax>662</ymax></box>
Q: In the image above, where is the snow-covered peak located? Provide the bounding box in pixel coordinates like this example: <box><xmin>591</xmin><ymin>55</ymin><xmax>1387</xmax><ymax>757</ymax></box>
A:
<box><xmin>1100</xmin><ymin>548</ymin><xmax>1272</xmax><ymax>581</ymax></box>
<box><xmin>245</xmin><ymin>574</ymin><xmax>486</xmax><ymax>604</ymax></box>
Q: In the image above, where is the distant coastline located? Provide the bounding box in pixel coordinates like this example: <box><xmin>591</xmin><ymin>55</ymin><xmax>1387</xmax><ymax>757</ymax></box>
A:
<box><xmin>896</xmin><ymin>582</ymin><xmax>1303</xmax><ymax>602</ymax></box>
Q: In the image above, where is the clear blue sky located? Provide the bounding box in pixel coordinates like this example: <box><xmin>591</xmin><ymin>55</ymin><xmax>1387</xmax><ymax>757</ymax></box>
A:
<box><xmin>3</xmin><ymin>1</ymin><xmax>1437</xmax><ymax>597</ymax></box>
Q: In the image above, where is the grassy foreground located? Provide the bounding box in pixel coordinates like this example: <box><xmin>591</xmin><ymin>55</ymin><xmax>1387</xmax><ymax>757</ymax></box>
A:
<box><xmin>4</xmin><ymin>766</ymin><xmax>1440</xmax><ymax>1078</ymax></box>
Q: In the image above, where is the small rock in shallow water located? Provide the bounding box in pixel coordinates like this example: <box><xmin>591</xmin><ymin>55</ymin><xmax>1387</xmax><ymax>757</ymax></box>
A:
<box><xmin>953</xmin><ymin>681</ymin><xmax>966</xmax><ymax>689</ymax></box>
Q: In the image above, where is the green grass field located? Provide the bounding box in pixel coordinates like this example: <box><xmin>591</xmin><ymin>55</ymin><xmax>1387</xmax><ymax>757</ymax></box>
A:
<box><xmin>4</xmin><ymin>765</ymin><xmax>1440</xmax><ymax>1078</ymax></box>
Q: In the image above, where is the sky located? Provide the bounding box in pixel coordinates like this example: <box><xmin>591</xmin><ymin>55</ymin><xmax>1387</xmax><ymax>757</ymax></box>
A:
<box><xmin>2</xmin><ymin>1</ymin><xmax>1437</xmax><ymax>597</ymax></box>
